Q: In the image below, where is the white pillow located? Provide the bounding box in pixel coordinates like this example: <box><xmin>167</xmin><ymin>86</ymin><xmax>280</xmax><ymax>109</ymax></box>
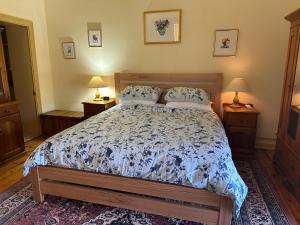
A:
<box><xmin>120</xmin><ymin>85</ymin><xmax>162</xmax><ymax>102</ymax></box>
<box><xmin>120</xmin><ymin>99</ymin><xmax>156</xmax><ymax>106</ymax></box>
<box><xmin>166</xmin><ymin>102</ymin><xmax>212</xmax><ymax>111</ymax></box>
<box><xmin>164</xmin><ymin>87</ymin><xmax>210</xmax><ymax>105</ymax></box>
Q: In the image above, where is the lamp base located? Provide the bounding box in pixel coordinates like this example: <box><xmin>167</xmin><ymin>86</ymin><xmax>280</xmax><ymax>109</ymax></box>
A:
<box><xmin>229</xmin><ymin>91</ymin><xmax>243</xmax><ymax>107</ymax></box>
<box><xmin>93</xmin><ymin>88</ymin><xmax>102</xmax><ymax>101</ymax></box>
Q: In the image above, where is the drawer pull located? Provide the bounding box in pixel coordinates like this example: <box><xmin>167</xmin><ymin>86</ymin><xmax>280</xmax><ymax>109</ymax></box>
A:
<box><xmin>0</xmin><ymin>128</ymin><xmax>3</xmax><ymax>135</ymax></box>
<box><xmin>4</xmin><ymin>109</ymin><xmax>11</xmax><ymax>113</ymax></box>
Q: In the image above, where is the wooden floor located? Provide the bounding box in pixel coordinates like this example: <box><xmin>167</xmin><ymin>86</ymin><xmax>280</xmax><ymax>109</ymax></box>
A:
<box><xmin>0</xmin><ymin>140</ymin><xmax>300</xmax><ymax>224</ymax></box>
<box><xmin>0</xmin><ymin>137</ymin><xmax>44</xmax><ymax>192</ymax></box>
<box><xmin>255</xmin><ymin>149</ymin><xmax>300</xmax><ymax>225</ymax></box>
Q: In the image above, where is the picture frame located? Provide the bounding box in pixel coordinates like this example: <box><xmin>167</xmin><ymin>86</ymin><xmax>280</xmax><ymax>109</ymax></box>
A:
<box><xmin>88</xmin><ymin>29</ymin><xmax>102</xmax><ymax>47</ymax></box>
<box><xmin>62</xmin><ymin>42</ymin><xmax>76</xmax><ymax>59</ymax></box>
<box><xmin>213</xmin><ymin>29</ymin><xmax>239</xmax><ymax>57</ymax></box>
<box><xmin>144</xmin><ymin>9</ymin><xmax>181</xmax><ymax>44</ymax></box>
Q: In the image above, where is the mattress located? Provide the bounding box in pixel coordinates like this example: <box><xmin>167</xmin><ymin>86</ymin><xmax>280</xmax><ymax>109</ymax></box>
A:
<box><xmin>24</xmin><ymin>104</ymin><xmax>247</xmax><ymax>215</ymax></box>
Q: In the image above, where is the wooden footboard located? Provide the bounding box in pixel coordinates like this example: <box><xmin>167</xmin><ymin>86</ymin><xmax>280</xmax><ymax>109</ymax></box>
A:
<box><xmin>31</xmin><ymin>166</ymin><xmax>233</xmax><ymax>225</ymax></box>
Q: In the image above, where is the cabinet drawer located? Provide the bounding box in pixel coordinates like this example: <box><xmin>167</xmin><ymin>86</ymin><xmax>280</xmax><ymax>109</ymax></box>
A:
<box><xmin>0</xmin><ymin>112</ymin><xmax>25</xmax><ymax>161</ymax></box>
<box><xmin>0</xmin><ymin>103</ymin><xmax>18</xmax><ymax>118</ymax></box>
<box><xmin>226</xmin><ymin>113</ymin><xmax>257</xmax><ymax>127</ymax></box>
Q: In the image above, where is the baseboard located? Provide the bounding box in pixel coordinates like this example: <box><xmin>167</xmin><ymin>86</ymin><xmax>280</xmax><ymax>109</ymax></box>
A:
<box><xmin>255</xmin><ymin>137</ymin><xmax>276</xmax><ymax>150</ymax></box>
<box><xmin>24</xmin><ymin>136</ymin><xmax>36</xmax><ymax>142</ymax></box>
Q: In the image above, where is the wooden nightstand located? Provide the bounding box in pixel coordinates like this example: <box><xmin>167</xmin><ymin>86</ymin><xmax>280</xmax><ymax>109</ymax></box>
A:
<box><xmin>223</xmin><ymin>104</ymin><xmax>259</xmax><ymax>159</ymax></box>
<box><xmin>40</xmin><ymin>110</ymin><xmax>84</xmax><ymax>137</ymax></box>
<box><xmin>82</xmin><ymin>99</ymin><xmax>116</xmax><ymax>118</ymax></box>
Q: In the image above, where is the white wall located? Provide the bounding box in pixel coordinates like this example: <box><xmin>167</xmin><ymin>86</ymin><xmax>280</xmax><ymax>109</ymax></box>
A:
<box><xmin>44</xmin><ymin>0</ymin><xmax>299</xmax><ymax>142</ymax></box>
<box><xmin>0</xmin><ymin>0</ymin><xmax>55</xmax><ymax>112</ymax></box>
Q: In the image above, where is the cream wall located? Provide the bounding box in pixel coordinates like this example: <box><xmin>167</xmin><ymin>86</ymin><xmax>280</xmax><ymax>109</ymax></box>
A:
<box><xmin>0</xmin><ymin>0</ymin><xmax>55</xmax><ymax>112</ymax></box>
<box><xmin>44</xmin><ymin>0</ymin><xmax>300</xmax><ymax>143</ymax></box>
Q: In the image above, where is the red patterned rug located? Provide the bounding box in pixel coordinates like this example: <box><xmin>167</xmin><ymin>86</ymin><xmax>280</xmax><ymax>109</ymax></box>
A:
<box><xmin>0</xmin><ymin>161</ymin><xmax>291</xmax><ymax>225</ymax></box>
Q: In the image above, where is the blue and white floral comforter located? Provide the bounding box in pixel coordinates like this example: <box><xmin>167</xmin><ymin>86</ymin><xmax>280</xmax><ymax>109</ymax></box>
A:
<box><xmin>24</xmin><ymin>104</ymin><xmax>247</xmax><ymax>215</ymax></box>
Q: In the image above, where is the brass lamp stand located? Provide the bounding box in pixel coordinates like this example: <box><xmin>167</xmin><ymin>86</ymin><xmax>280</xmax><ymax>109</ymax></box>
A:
<box><xmin>226</xmin><ymin>78</ymin><xmax>250</xmax><ymax>108</ymax></box>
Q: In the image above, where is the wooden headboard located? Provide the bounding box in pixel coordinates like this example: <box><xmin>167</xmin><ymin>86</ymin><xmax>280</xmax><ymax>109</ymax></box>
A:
<box><xmin>114</xmin><ymin>73</ymin><xmax>223</xmax><ymax>116</ymax></box>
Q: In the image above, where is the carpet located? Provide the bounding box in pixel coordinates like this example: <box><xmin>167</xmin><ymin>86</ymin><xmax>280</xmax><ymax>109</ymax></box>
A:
<box><xmin>0</xmin><ymin>161</ymin><xmax>291</xmax><ymax>225</ymax></box>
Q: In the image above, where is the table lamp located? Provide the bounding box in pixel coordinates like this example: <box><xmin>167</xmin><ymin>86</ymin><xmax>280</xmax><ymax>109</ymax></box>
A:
<box><xmin>88</xmin><ymin>76</ymin><xmax>106</xmax><ymax>101</ymax></box>
<box><xmin>226</xmin><ymin>78</ymin><xmax>250</xmax><ymax>107</ymax></box>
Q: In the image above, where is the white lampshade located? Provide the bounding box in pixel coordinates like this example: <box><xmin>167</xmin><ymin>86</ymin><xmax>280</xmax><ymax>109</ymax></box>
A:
<box><xmin>88</xmin><ymin>76</ymin><xmax>106</xmax><ymax>88</ymax></box>
<box><xmin>226</xmin><ymin>78</ymin><xmax>250</xmax><ymax>92</ymax></box>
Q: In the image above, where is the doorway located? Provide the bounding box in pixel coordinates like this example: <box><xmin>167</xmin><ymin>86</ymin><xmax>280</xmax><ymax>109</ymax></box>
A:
<box><xmin>0</xmin><ymin>14</ymin><xmax>42</xmax><ymax>141</ymax></box>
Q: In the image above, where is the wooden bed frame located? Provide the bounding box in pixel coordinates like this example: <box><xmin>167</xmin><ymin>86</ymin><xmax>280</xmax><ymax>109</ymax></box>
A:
<box><xmin>115</xmin><ymin>73</ymin><xmax>223</xmax><ymax>116</ymax></box>
<box><xmin>32</xmin><ymin>73</ymin><xmax>234</xmax><ymax>225</ymax></box>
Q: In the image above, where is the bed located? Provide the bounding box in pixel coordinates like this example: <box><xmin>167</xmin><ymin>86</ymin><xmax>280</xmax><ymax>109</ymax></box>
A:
<box><xmin>25</xmin><ymin>73</ymin><xmax>247</xmax><ymax>225</ymax></box>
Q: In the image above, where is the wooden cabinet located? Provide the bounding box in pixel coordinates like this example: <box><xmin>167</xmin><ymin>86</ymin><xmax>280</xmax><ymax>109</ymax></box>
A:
<box><xmin>82</xmin><ymin>99</ymin><xmax>116</xmax><ymax>118</ymax></box>
<box><xmin>223</xmin><ymin>104</ymin><xmax>259</xmax><ymax>159</ymax></box>
<box><xmin>40</xmin><ymin>110</ymin><xmax>84</xmax><ymax>137</ymax></box>
<box><xmin>274</xmin><ymin>9</ymin><xmax>300</xmax><ymax>202</ymax></box>
<box><xmin>0</xmin><ymin>101</ymin><xmax>25</xmax><ymax>163</ymax></box>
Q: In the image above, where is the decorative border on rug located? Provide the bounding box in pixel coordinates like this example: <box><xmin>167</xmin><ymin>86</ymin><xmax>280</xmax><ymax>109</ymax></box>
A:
<box><xmin>0</xmin><ymin>176</ymin><xmax>30</xmax><ymax>200</ymax></box>
<box><xmin>0</xmin><ymin>177</ymin><xmax>33</xmax><ymax>225</ymax></box>
<box><xmin>249</xmin><ymin>161</ymin><xmax>293</xmax><ymax>225</ymax></box>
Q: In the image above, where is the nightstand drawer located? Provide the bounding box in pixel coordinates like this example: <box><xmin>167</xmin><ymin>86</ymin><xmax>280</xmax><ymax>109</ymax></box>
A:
<box><xmin>227</xmin><ymin>126</ymin><xmax>256</xmax><ymax>150</ymax></box>
<box><xmin>226</xmin><ymin>113</ymin><xmax>257</xmax><ymax>127</ymax></box>
<box><xmin>82</xmin><ymin>99</ymin><xmax>116</xmax><ymax>118</ymax></box>
<box><xmin>223</xmin><ymin>104</ymin><xmax>259</xmax><ymax>160</ymax></box>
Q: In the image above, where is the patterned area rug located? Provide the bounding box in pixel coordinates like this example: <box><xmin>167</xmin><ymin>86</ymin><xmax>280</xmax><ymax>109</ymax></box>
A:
<box><xmin>0</xmin><ymin>161</ymin><xmax>291</xmax><ymax>225</ymax></box>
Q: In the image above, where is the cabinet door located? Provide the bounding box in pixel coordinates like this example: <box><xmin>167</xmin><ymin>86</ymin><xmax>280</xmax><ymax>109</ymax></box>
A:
<box><xmin>284</xmin><ymin>25</ymin><xmax>300</xmax><ymax>149</ymax></box>
<box><xmin>0</xmin><ymin>29</ymin><xmax>10</xmax><ymax>103</ymax></box>
<box><xmin>278</xmin><ymin>27</ymin><xmax>299</xmax><ymax>138</ymax></box>
<box><xmin>0</xmin><ymin>113</ymin><xmax>25</xmax><ymax>161</ymax></box>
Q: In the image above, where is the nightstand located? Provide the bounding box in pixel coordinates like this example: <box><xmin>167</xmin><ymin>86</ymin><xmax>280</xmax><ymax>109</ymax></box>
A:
<box><xmin>82</xmin><ymin>99</ymin><xmax>116</xmax><ymax>118</ymax></box>
<box><xmin>40</xmin><ymin>110</ymin><xmax>84</xmax><ymax>137</ymax></box>
<box><xmin>223</xmin><ymin>103</ymin><xmax>259</xmax><ymax>160</ymax></box>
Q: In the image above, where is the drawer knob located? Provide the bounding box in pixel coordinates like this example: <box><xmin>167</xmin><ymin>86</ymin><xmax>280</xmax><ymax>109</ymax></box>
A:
<box><xmin>4</xmin><ymin>109</ymin><xmax>11</xmax><ymax>113</ymax></box>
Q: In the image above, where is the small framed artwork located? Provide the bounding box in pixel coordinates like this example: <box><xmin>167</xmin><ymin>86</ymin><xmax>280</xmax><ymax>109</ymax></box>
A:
<box><xmin>213</xmin><ymin>29</ymin><xmax>239</xmax><ymax>57</ymax></box>
<box><xmin>88</xmin><ymin>29</ymin><xmax>102</xmax><ymax>47</ymax></box>
<box><xmin>144</xmin><ymin>9</ymin><xmax>181</xmax><ymax>44</ymax></box>
<box><xmin>62</xmin><ymin>42</ymin><xmax>76</xmax><ymax>59</ymax></box>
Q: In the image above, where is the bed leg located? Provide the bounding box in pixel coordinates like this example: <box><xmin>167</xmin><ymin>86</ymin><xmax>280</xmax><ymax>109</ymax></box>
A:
<box><xmin>31</xmin><ymin>167</ymin><xmax>44</xmax><ymax>202</ymax></box>
<box><xmin>218</xmin><ymin>197</ymin><xmax>233</xmax><ymax>225</ymax></box>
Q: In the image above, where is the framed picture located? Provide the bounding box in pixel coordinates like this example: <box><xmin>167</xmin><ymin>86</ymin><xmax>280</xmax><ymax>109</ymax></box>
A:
<box><xmin>88</xmin><ymin>29</ymin><xmax>102</xmax><ymax>47</ymax></box>
<box><xmin>144</xmin><ymin>9</ymin><xmax>181</xmax><ymax>44</ymax></box>
<box><xmin>62</xmin><ymin>42</ymin><xmax>76</xmax><ymax>59</ymax></box>
<box><xmin>213</xmin><ymin>29</ymin><xmax>239</xmax><ymax>57</ymax></box>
